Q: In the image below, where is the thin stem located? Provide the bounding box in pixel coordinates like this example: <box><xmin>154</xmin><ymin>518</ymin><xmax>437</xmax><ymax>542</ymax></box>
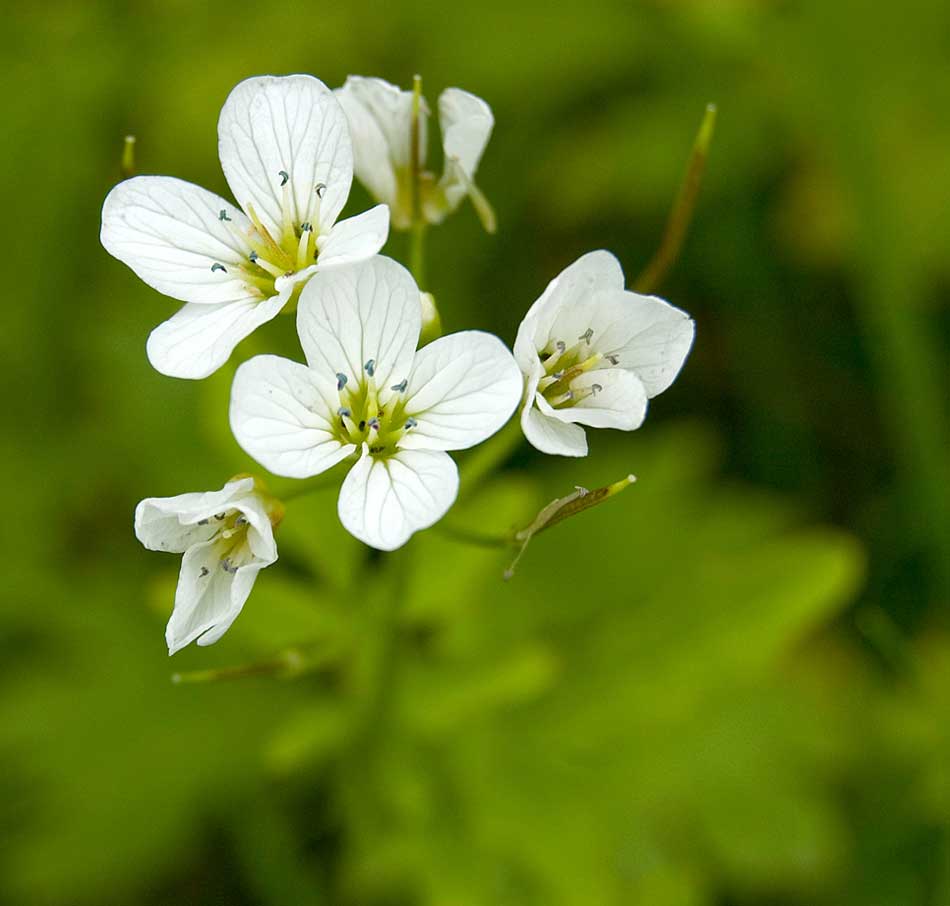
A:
<box><xmin>120</xmin><ymin>134</ymin><xmax>136</xmax><ymax>178</ymax></box>
<box><xmin>408</xmin><ymin>74</ymin><xmax>427</xmax><ymax>288</ymax></box>
<box><xmin>634</xmin><ymin>103</ymin><xmax>717</xmax><ymax>294</ymax></box>
<box><xmin>436</xmin><ymin>522</ymin><xmax>514</xmax><ymax>549</ymax></box>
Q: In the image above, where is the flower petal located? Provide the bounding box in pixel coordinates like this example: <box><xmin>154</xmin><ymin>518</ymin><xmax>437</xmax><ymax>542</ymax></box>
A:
<box><xmin>218</xmin><ymin>74</ymin><xmax>352</xmax><ymax>238</ymax></box>
<box><xmin>595</xmin><ymin>292</ymin><xmax>695</xmax><ymax>398</ymax></box>
<box><xmin>338</xmin><ymin>447</ymin><xmax>459</xmax><ymax>551</ymax></box>
<box><xmin>101</xmin><ymin>176</ymin><xmax>256</xmax><ymax>305</ymax></box>
<box><xmin>513</xmin><ymin>250</ymin><xmax>625</xmax><ymax>372</ymax></box>
<box><xmin>316</xmin><ymin>204</ymin><xmax>390</xmax><ymax>269</ymax></box>
<box><xmin>146</xmin><ymin>290</ymin><xmax>289</xmax><ymax>380</ymax></box>
<box><xmin>296</xmin><ymin>256</ymin><xmax>421</xmax><ymax>396</ymax></box>
<box><xmin>335</xmin><ymin>76</ymin><xmax>419</xmax><ymax>208</ymax></box>
<box><xmin>398</xmin><ymin>331</ymin><xmax>522</xmax><ymax>451</ymax></box>
<box><xmin>134</xmin><ymin>478</ymin><xmax>256</xmax><ymax>553</ymax></box>
<box><xmin>521</xmin><ymin>403</ymin><xmax>588</xmax><ymax>457</ymax></box>
<box><xmin>230</xmin><ymin>354</ymin><xmax>355</xmax><ymax>479</ymax></box>
<box><xmin>536</xmin><ymin>369</ymin><xmax>648</xmax><ymax>431</ymax></box>
<box><xmin>165</xmin><ymin>539</ymin><xmax>264</xmax><ymax>655</ymax></box>
<box><xmin>431</xmin><ymin>88</ymin><xmax>493</xmax><ymax>214</ymax></box>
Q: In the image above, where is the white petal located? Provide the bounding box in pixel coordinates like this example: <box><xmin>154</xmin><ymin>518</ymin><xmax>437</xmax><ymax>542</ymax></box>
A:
<box><xmin>521</xmin><ymin>403</ymin><xmax>588</xmax><ymax>457</ymax></box>
<box><xmin>230</xmin><ymin>354</ymin><xmax>355</xmax><ymax>479</ymax></box>
<box><xmin>338</xmin><ymin>447</ymin><xmax>459</xmax><ymax>551</ymax></box>
<box><xmin>296</xmin><ymin>256</ymin><xmax>421</xmax><ymax>396</ymax></box>
<box><xmin>316</xmin><ymin>204</ymin><xmax>390</xmax><ymax>269</ymax></box>
<box><xmin>334</xmin><ymin>77</ymin><xmax>412</xmax><ymax>208</ymax></box>
<box><xmin>146</xmin><ymin>290</ymin><xmax>289</xmax><ymax>380</ymax></box>
<box><xmin>536</xmin><ymin>369</ymin><xmax>647</xmax><ymax>431</ymax></box>
<box><xmin>595</xmin><ymin>292</ymin><xmax>695</xmax><ymax>397</ymax></box>
<box><xmin>398</xmin><ymin>331</ymin><xmax>522</xmax><ymax>451</ymax></box>
<box><xmin>513</xmin><ymin>250</ymin><xmax>625</xmax><ymax>373</ymax></box>
<box><xmin>165</xmin><ymin>539</ymin><xmax>264</xmax><ymax>654</ymax></box>
<box><xmin>433</xmin><ymin>88</ymin><xmax>493</xmax><ymax>212</ymax></box>
<box><xmin>134</xmin><ymin>478</ymin><xmax>256</xmax><ymax>553</ymax></box>
<box><xmin>101</xmin><ymin>176</ymin><xmax>256</xmax><ymax>305</ymax></box>
<box><xmin>218</xmin><ymin>75</ymin><xmax>352</xmax><ymax>238</ymax></box>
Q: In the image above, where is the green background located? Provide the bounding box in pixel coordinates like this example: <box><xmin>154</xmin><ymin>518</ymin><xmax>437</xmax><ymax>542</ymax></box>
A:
<box><xmin>4</xmin><ymin>0</ymin><xmax>950</xmax><ymax>903</ymax></box>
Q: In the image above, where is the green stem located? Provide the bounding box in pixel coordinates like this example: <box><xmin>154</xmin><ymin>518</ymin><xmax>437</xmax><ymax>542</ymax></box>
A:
<box><xmin>634</xmin><ymin>103</ymin><xmax>717</xmax><ymax>294</ymax></box>
<box><xmin>436</xmin><ymin>522</ymin><xmax>514</xmax><ymax>549</ymax></box>
<box><xmin>408</xmin><ymin>74</ymin><xmax>427</xmax><ymax>288</ymax></box>
<box><xmin>457</xmin><ymin>417</ymin><xmax>525</xmax><ymax>499</ymax></box>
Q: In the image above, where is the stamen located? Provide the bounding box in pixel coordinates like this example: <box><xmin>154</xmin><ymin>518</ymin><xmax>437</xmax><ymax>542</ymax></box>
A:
<box><xmin>364</xmin><ymin>359</ymin><xmax>376</xmax><ymax>377</ymax></box>
<box><xmin>218</xmin><ymin>209</ymin><xmax>231</xmax><ymax>221</ymax></box>
<box><xmin>606</xmin><ymin>354</ymin><xmax>620</xmax><ymax>365</ymax></box>
<box><xmin>221</xmin><ymin>557</ymin><xmax>238</xmax><ymax>575</ymax></box>
<box><xmin>234</xmin><ymin>514</ymin><xmax>248</xmax><ymax>526</ymax></box>
<box><xmin>214</xmin><ymin>513</ymin><xmax>226</xmax><ymax>521</ymax></box>
<box><xmin>390</xmin><ymin>379</ymin><xmax>408</xmax><ymax>393</ymax></box>
<box><xmin>278</xmin><ymin>170</ymin><xmax>290</xmax><ymax>187</ymax></box>
<box><xmin>315</xmin><ymin>183</ymin><xmax>327</xmax><ymax>198</ymax></box>
<box><xmin>336</xmin><ymin>372</ymin><xmax>348</xmax><ymax>391</ymax></box>
<box><xmin>199</xmin><ymin>566</ymin><xmax>210</xmax><ymax>577</ymax></box>
<box><xmin>367</xmin><ymin>417</ymin><xmax>381</xmax><ymax>433</ymax></box>
<box><xmin>198</xmin><ymin>518</ymin><xmax>209</xmax><ymax>525</ymax></box>
<box><xmin>551</xmin><ymin>389</ymin><xmax>574</xmax><ymax>406</ymax></box>
<box><xmin>296</xmin><ymin>221</ymin><xmax>314</xmax><ymax>270</ymax></box>
<box><xmin>247</xmin><ymin>251</ymin><xmax>285</xmax><ymax>278</ymax></box>
<box><xmin>591</xmin><ymin>383</ymin><xmax>603</xmax><ymax>394</ymax></box>
<box><xmin>211</xmin><ymin>262</ymin><xmax>227</xmax><ymax>273</ymax></box>
<box><xmin>405</xmin><ymin>417</ymin><xmax>418</xmax><ymax>429</ymax></box>
<box><xmin>579</xmin><ymin>328</ymin><xmax>594</xmax><ymax>345</ymax></box>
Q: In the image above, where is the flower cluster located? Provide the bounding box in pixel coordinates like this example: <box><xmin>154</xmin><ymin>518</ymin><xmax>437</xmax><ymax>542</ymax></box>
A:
<box><xmin>105</xmin><ymin>74</ymin><xmax>694</xmax><ymax>654</ymax></box>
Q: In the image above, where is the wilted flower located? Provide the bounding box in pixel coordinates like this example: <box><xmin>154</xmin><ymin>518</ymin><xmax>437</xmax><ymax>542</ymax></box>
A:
<box><xmin>134</xmin><ymin>477</ymin><xmax>282</xmax><ymax>654</ymax></box>
<box><xmin>514</xmin><ymin>251</ymin><xmax>695</xmax><ymax>457</ymax></box>
<box><xmin>335</xmin><ymin>76</ymin><xmax>495</xmax><ymax>231</ymax></box>
<box><xmin>230</xmin><ymin>256</ymin><xmax>522</xmax><ymax>550</ymax></box>
<box><xmin>101</xmin><ymin>74</ymin><xmax>389</xmax><ymax>379</ymax></box>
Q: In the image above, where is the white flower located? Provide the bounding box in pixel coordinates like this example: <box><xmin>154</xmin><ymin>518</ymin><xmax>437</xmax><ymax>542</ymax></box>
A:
<box><xmin>134</xmin><ymin>477</ymin><xmax>281</xmax><ymax>654</ymax></box>
<box><xmin>335</xmin><ymin>76</ymin><xmax>494</xmax><ymax>231</ymax></box>
<box><xmin>229</xmin><ymin>256</ymin><xmax>522</xmax><ymax>551</ymax></box>
<box><xmin>101</xmin><ymin>74</ymin><xmax>390</xmax><ymax>380</ymax></box>
<box><xmin>514</xmin><ymin>251</ymin><xmax>695</xmax><ymax>457</ymax></box>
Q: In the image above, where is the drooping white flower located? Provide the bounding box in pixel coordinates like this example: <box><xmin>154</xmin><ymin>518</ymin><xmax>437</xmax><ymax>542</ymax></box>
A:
<box><xmin>134</xmin><ymin>477</ymin><xmax>281</xmax><ymax>654</ymax></box>
<box><xmin>335</xmin><ymin>76</ymin><xmax>495</xmax><ymax>232</ymax></box>
<box><xmin>101</xmin><ymin>74</ymin><xmax>390</xmax><ymax>380</ymax></box>
<box><xmin>513</xmin><ymin>251</ymin><xmax>695</xmax><ymax>457</ymax></box>
<box><xmin>229</xmin><ymin>256</ymin><xmax>522</xmax><ymax>551</ymax></box>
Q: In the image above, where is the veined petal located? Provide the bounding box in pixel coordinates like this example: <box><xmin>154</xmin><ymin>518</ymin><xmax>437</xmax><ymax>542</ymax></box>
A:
<box><xmin>521</xmin><ymin>403</ymin><xmax>588</xmax><ymax>457</ymax></box>
<box><xmin>230</xmin><ymin>354</ymin><xmax>355</xmax><ymax>479</ymax></box>
<box><xmin>596</xmin><ymin>292</ymin><xmax>695</xmax><ymax>398</ymax></box>
<box><xmin>433</xmin><ymin>88</ymin><xmax>493</xmax><ymax>213</ymax></box>
<box><xmin>297</xmin><ymin>256</ymin><xmax>421</xmax><ymax>397</ymax></box>
<box><xmin>218</xmin><ymin>75</ymin><xmax>352</xmax><ymax>238</ymax></box>
<box><xmin>338</xmin><ymin>447</ymin><xmax>459</xmax><ymax>551</ymax></box>
<box><xmin>335</xmin><ymin>76</ymin><xmax>415</xmax><ymax>207</ymax></box>
<box><xmin>537</xmin><ymin>369</ymin><xmax>647</xmax><ymax>431</ymax></box>
<box><xmin>101</xmin><ymin>176</ymin><xmax>256</xmax><ymax>305</ymax></box>
<box><xmin>316</xmin><ymin>204</ymin><xmax>390</xmax><ymax>269</ymax></box>
<box><xmin>513</xmin><ymin>250</ymin><xmax>625</xmax><ymax>372</ymax></box>
<box><xmin>399</xmin><ymin>331</ymin><xmax>522</xmax><ymax>451</ymax></box>
<box><xmin>146</xmin><ymin>290</ymin><xmax>289</xmax><ymax>380</ymax></box>
<box><xmin>134</xmin><ymin>478</ymin><xmax>256</xmax><ymax>553</ymax></box>
<box><xmin>166</xmin><ymin>539</ymin><xmax>264</xmax><ymax>655</ymax></box>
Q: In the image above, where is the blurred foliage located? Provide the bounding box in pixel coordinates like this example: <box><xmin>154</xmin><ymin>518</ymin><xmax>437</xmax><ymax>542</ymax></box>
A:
<box><xmin>2</xmin><ymin>0</ymin><xmax>950</xmax><ymax>903</ymax></box>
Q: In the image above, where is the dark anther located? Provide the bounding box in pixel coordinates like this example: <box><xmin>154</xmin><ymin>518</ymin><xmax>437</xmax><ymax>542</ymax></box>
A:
<box><xmin>249</xmin><ymin>251</ymin><xmax>259</xmax><ymax>262</ymax></box>
<box><xmin>300</xmin><ymin>222</ymin><xmax>312</xmax><ymax>232</ymax></box>
<box><xmin>556</xmin><ymin>340</ymin><xmax>566</xmax><ymax>353</ymax></box>
<box><xmin>606</xmin><ymin>354</ymin><xmax>620</xmax><ymax>365</ymax></box>
<box><xmin>364</xmin><ymin>359</ymin><xmax>376</xmax><ymax>377</ymax></box>
<box><xmin>198</xmin><ymin>518</ymin><xmax>209</xmax><ymax>525</ymax></box>
<box><xmin>211</xmin><ymin>263</ymin><xmax>227</xmax><ymax>273</ymax></box>
<box><xmin>279</xmin><ymin>170</ymin><xmax>290</xmax><ymax>186</ymax></box>
<box><xmin>235</xmin><ymin>515</ymin><xmax>248</xmax><ymax>526</ymax></box>
<box><xmin>214</xmin><ymin>513</ymin><xmax>226</xmax><ymax>521</ymax></box>
<box><xmin>336</xmin><ymin>372</ymin><xmax>348</xmax><ymax>390</ymax></box>
<box><xmin>337</xmin><ymin>406</ymin><xmax>352</xmax><ymax>417</ymax></box>
<box><xmin>199</xmin><ymin>566</ymin><xmax>210</xmax><ymax>577</ymax></box>
<box><xmin>218</xmin><ymin>209</ymin><xmax>231</xmax><ymax>221</ymax></box>
<box><xmin>368</xmin><ymin>417</ymin><xmax>380</xmax><ymax>431</ymax></box>
<box><xmin>405</xmin><ymin>417</ymin><xmax>418</xmax><ymax>429</ymax></box>
<box><xmin>315</xmin><ymin>182</ymin><xmax>327</xmax><ymax>198</ymax></box>
<box><xmin>578</xmin><ymin>328</ymin><xmax>594</xmax><ymax>344</ymax></box>
<box><xmin>592</xmin><ymin>383</ymin><xmax>603</xmax><ymax>394</ymax></box>
<box><xmin>390</xmin><ymin>379</ymin><xmax>408</xmax><ymax>393</ymax></box>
